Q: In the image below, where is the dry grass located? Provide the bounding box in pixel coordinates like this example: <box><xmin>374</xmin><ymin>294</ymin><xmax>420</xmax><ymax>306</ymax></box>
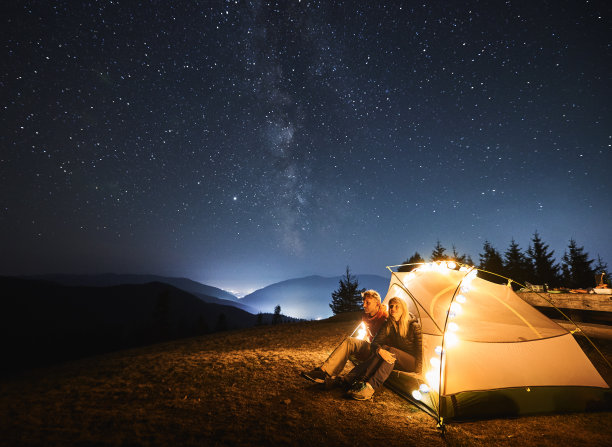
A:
<box><xmin>1</xmin><ymin>315</ymin><xmax>611</xmax><ymax>447</ymax></box>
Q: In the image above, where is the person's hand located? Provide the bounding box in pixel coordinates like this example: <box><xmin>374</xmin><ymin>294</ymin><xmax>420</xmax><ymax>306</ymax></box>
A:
<box><xmin>378</xmin><ymin>348</ymin><xmax>396</xmax><ymax>364</ymax></box>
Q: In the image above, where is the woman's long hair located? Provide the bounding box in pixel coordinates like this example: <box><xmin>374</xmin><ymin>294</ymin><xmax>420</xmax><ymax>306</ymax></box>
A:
<box><xmin>388</xmin><ymin>297</ymin><xmax>410</xmax><ymax>338</ymax></box>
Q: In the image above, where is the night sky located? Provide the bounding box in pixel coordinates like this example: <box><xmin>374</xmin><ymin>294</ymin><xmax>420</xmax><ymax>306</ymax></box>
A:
<box><xmin>2</xmin><ymin>1</ymin><xmax>610</xmax><ymax>296</ymax></box>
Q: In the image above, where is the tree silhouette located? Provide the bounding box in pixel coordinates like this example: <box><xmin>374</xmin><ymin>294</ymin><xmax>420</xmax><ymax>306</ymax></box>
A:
<box><xmin>593</xmin><ymin>255</ymin><xmax>610</xmax><ymax>287</ymax></box>
<box><xmin>504</xmin><ymin>238</ymin><xmax>532</xmax><ymax>285</ymax></box>
<box><xmin>430</xmin><ymin>240</ymin><xmax>448</xmax><ymax>261</ymax></box>
<box><xmin>398</xmin><ymin>252</ymin><xmax>424</xmax><ymax>271</ymax></box>
<box><xmin>329</xmin><ymin>266</ymin><xmax>364</xmax><ymax>315</ymax></box>
<box><xmin>526</xmin><ymin>231</ymin><xmax>560</xmax><ymax>287</ymax></box>
<box><xmin>450</xmin><ymin>245</ymin><xmax>471</xmax><ymax>265</ymax></box>
<box><xmin>478</xmin><ymin>240</ymin><xmax>505</xmax><ymax>283</ymax></box>
<box><xmin>272</xmin><ymin>305</ymin><xmax>282</xmax><ymax>325</ymax></box>
<box><xmin>561</xmin><ymin>239</ymin><xmax>595</xmax><ymax>288</ymax></box>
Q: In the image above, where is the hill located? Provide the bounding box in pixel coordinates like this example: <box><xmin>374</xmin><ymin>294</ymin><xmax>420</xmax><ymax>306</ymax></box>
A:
<box><xmin>240</xmin><ymin>274</ymin><xmax>390</xmax><ymax>319</ymax></box>
<box><xmin>23</xmin><ymin>273</ymin><xmax>259</xmax><ymax>314</ymax></box>
<box><xmin>0</xmin><ymin>316</ymin><xmax>610</xmax><ymax>446</ymax></box>
<box><xmin>0</xmin><ymin>276</ymin><xmax>286</xmax><ymax>372</ymax></box>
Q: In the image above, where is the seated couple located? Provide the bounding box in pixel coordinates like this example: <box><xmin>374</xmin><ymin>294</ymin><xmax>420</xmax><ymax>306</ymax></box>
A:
<box><xmin>302</xmin><ymin>290</ymin><xmax>422</xmax><ymax>400</ymax></box>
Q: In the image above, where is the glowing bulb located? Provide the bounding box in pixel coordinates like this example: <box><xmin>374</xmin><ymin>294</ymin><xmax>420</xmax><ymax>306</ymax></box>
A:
<box><xmin>466</xmin><ymin>270</ymin><xmax>478</xmax><ymax>281</ymax></box>
<box><xmin>435</xmin><ymin>346</ymin><xmax>443</xmax><ymax>355</ymax></box>
<box><xmin>456</xmin><ymin>294</ymin><xmax>466</xmax><ymax>303</ymax></box>
<box><xmin>459</xmin><ymin>266</ymin><xmax>468</xmax><ymax>272</ymax></box>
<box><xmin>447</xmin><ymin>261</ymin><xmax>456</xmax><ymax>269</ymax></box>
<box><xmin>444</xmin><ymin>331</ymin><xmax>459</xmax><ymax>348</ymax></box>
<box><xmin>447</xmin><ymin>322</ymin><xmax>459</xmax><ymax>332</ymax></box>
<box><xmin>425</xmin><ymin>371</ymin><xmax>440</xmax><ymax>389</ymax></box>
<box><xmin>449</xmin><ymin>302</ymin><xmax>462</xmax><ymax>314</ymax></box>
<box><xmin>411</xmin><ymin>390</ymin><xmax>423</xmax><ymax>401</ymax></box>
<box><xmin>430</xmin><ymin>356</ymin><xmax>441</xmax><ymax>368</ymax></box>
<box><xmin>439</xmin><ymin>261</ymin><xmax>447</xmax><ymax>269</ymax></box>
<box><xmin>419</xmin><ymin>384</ymin><xmax>430</xmax><ymax>393</ymax></box>
<box><xmin>356</xmin><ymin>323</ymin><xmax>367</xmax><ymax>340</ymax></box>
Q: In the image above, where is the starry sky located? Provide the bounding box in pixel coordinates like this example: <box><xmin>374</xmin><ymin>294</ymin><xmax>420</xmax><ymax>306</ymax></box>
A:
<box><xmin>2</xmin><ymin>0</ymin><xmax>610</xmax><ymax>296</ymax></box>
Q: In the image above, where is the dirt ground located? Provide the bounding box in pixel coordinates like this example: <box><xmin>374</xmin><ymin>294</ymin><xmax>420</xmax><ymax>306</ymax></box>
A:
<box><xmin>1</xmin><ymin>314</ymin><xmax>611</xmax><ymax>447</ymax></box>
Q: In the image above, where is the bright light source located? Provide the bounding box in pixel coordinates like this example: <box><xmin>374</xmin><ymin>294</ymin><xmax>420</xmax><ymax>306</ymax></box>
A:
<box><xmin>425</xmin><ymin>371</ymin><xmax>440</xmax><ymax>390</ymax></box>
<box><xmin>459</xmin><ymin>266</ymin><xmax>469</xmax><ymax>272</ymax></box>
<box><xmin>456</xmin><ymin>294</ymin><xmax>466</xmax><ymax>303</ymax></box>
<box><xmin>356</xmin><ymin>322</ymin><xmax>367</xmax><ymax>340</ymax></box>
<box><xmin>411</xmin><ymin>390</ymin><xmax>423</xmax><ymax>401</ymax></box>
<box><xmin>447</xmin><ymin>261</ymin><xmax>457</xmax><ymax>269</ymax></box>
<box><xmin>466</xmin><ymin>270</ymin><xmax>478</xmax><ymax>281</ymax></box>
<box><xmin>419</xmin><ymin>384</ymin><xmax>430</xmax><ymax>393</ymax></box>
<box><xmin>449</xmin><ymin>302</ymin><xmax>462</xmax><ymax>314</ymax></box>
<box><xmin>404</xmin><ymin>272</ymin><xmax>416</xmax><ymax>285</ymax></box>
<box><xmin>447</xmin><ymin>322</ymin><xmax>459</xmax><ymax>332</ymax></box>
<box><xmin>444</xmin><ymin>331</ymin><xmax>459</xmax><ymax>348</ymax></box>
<box><xmin>435</xmin><ymin>345</ymin><xmax>443</xmax><ymax>355</ymax></box>
<box><xmin>430</xmin><ymin>356</ymin><xmax>441</xmax><ymax>368</ymax></box>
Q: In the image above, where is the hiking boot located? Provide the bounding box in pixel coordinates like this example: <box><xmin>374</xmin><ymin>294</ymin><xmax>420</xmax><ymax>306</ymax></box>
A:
<box><xmin>348</xmin><ymin>381</ymin><xmax>375</xmax><ymax>401</ymax></box>
<box><xmin>301</xmin><ymin>368</ymin><xmax>329</xmax><ymax>383</ymax></box>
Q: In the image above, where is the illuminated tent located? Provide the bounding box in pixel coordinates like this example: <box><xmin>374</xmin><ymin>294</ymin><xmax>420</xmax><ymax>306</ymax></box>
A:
<box><xmin>363</xmin><ymin>262</ymin><xmax>610</xmax><ymax>425</ymax></box>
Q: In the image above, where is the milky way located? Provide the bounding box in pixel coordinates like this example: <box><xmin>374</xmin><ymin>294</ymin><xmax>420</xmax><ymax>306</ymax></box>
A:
<box><xmin>2</xmin><ymin>1</ymin><xmax>610</xmax><ymax>294</ymax></box>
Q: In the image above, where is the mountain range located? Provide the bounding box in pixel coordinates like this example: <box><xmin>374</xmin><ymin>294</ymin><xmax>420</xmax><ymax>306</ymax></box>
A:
<box><xmin>2</xmin><ymin>272</ymin><xmax>390</xmax><ymax>371</ymax></box>
<box><xmin>240</xmin><ymin>274</ymin><xmax>390</xmax><ymax>320</ymax></box>
<box><xmin>25</xmin><ymin>273</ymin><xmax>258</xmax><ymax>314</ymax></box>
<box><xmin>25</xmin><ymin>272</ymin><xmax>391</xmax><ymax>320</ymax></box>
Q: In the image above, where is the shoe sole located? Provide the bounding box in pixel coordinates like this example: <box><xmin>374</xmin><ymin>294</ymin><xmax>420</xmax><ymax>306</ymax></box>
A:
<box><xmin>300</xmin><ymin>371</ymin><xmax>325</xmax><ymax>384</ymax></box>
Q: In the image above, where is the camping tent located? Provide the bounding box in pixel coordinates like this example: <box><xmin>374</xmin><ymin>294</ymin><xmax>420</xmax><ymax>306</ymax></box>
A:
<box><xmin>363</xmin><ymin>262</ymin><xmax>610</xmax><ymax>424</ymax></box>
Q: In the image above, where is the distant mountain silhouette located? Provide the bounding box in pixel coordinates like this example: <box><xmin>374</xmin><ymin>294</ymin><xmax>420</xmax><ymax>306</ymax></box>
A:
<box><xmin>23</xmin><ymin>273</ymin><xmax>259</xmax><ymax>314</ymax></box>
<box><xmin>240</xmin><ymin>274</ymin><xmax>390</xmax><ymax>320</ymax></box>
<box><xmin>0</xmin><ymin>276</ymin><xmax>293</xmax><ymax>372</ymax></box>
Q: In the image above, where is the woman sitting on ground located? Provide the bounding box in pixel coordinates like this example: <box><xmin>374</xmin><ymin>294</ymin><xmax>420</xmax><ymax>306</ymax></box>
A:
<box><xmin>346</xmin><ymin>296</ymin><xmax>422</xmax><ymax>401</ymax></box>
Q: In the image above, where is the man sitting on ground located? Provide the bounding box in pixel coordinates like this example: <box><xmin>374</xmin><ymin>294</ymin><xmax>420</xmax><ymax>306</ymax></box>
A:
<box><xmin>301</xmin><ymin>289</ymin><xmax>388</xmax><ymax>383</ymax></box>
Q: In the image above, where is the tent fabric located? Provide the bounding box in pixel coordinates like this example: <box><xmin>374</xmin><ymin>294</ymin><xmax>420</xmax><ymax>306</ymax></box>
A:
<box><xmin>443</xmin><ymin>334</ymin><xmax>608</xmax><ymax>393</ymax></box>
<box><xmin>377</xmin><ymin>263</ymin><xmax>610</xmax><ymax>422</ymax></box>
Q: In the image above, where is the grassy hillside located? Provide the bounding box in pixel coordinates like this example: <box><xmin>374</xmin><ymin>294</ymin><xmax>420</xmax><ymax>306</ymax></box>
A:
<box><xmin>0</xmin><ymin>315</ymin><xmax>611</xmax><ymax>447</ymax></box>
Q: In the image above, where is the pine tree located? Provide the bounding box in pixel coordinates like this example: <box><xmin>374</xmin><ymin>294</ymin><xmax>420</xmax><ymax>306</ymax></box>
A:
<box><xmin>478</xmin><ymin>240</ymin><xmax>505</xmax><ymax>283</ymax></box>
<box><xmin>526</xmin><ymin>231</ymin><xmax>560</xmax><ymax>287</ymax></box>
<box><xmin>430</xmin><ymin>240</ymin><xmax>447</xmax><ymax>261</ymax></box>
<box><xmin>329</xmin><ymin>266</ymin><xmax>364</xmax><ymax>315</ymax></box>
<box><xmin>398</xmin><ymin>252</ymin><xmax>425</xmax><ymax>271</ymax></box>
<box><xmin>451</xmin><ymin>244</ymin><xmax>471</xmax><ymax>265</ymax></box>
<box><xmin>561</xmin><ymin>239</ymin><xmax>595</xmax><ymax>288</ymax></box>
<box><xmin>272</xmin><ymin>305</ymin><xmax>282</xmax><ymax>325</ymax></box>
<box><xmin>593</xmin><ymin>255</ymin><xmax>610</xmax><ymax>287</ymax></box>
<box><xmin>503</xmin><ymin>238</ymin><xmax>532</xmax><ymax>284</ymax></box>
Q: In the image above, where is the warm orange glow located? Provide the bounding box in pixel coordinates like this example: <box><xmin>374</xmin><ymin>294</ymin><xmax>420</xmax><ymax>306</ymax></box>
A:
<box><xmin>355</xmin><ymin>322</ymin><xmax>367</xmax><ymax>340</ymax></box>
<box><xmin>444</xmin><ymin>331</ymin><xmax>459</xmax><ymax>348</ymax></box>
